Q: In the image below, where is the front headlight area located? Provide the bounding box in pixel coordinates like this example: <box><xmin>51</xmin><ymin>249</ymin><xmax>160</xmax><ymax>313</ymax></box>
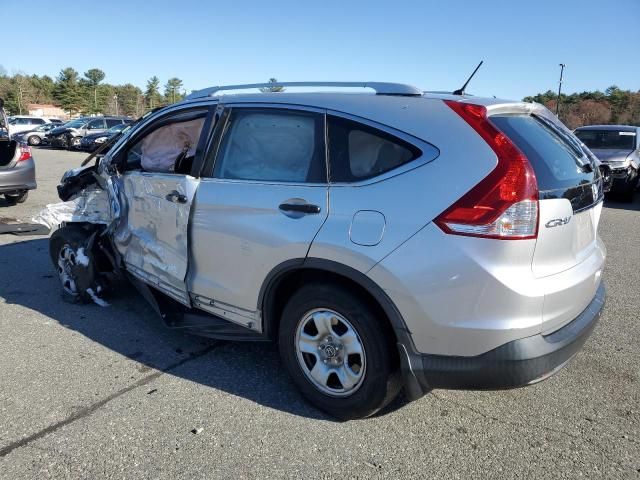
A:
<box><xmin>94</xmin><ymin>137</ymin><xmax>108</xmax><ymax>144</ymax></box>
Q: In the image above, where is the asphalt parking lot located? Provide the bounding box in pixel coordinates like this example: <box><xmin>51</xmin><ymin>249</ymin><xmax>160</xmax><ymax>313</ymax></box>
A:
<box><xmin>0</xmin><ymin>148</ymin><xmax>638</xmax><ymax>479</ymax></box>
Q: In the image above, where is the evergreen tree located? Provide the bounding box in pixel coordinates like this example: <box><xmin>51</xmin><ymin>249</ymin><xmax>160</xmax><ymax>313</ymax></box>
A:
<box><xmin>145</xmin><ymin>76</ymin><xmax>161</xmax><ymax>109</ymax></box>
<box><xmin>53</xmin><ymin>68</ymin><xmax>84</xmax><ymax>114</ymax></box>
<box><xmin>84</xmin><ymin>68</ymin><xmax>106</xmax><ymax>113</ymax></box>
<box><xmin>164</xmin><ymin>77</ymin><xmax>184</xmax><ymax>103</ymax></box>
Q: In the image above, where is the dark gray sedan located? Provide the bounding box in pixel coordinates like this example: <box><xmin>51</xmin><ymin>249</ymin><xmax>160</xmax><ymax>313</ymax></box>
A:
<box><xmin>0</xmin><ymin>99</ymin><xmax>36</xmax><ymax>204</ymax></box>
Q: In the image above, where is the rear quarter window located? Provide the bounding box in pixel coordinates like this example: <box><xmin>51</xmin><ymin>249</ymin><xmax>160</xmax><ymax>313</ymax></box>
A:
<box><xmin>327</xmin><ymin>115</ymin><xmax>422</xmax><ymax>182</ymax></box>
<box><xmin>491</xmin><ymin>114</ymin><xmax>594</xmax><ymax>191</ymax></box>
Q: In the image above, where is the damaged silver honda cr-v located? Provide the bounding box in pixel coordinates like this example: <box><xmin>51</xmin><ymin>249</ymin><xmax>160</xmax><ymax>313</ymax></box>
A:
<box><xmin>40</xmin><ymin>81</ymin><xmax>606</xmax><ymax>420</ymax></box>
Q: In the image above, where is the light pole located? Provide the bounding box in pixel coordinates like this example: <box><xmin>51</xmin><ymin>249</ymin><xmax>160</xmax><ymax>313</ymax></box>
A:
<box><xmin>113</xmin><ymin>94</ymin><xmax>119</xmax><ymax>116</ymax></box>
<box><xmin>556</xmin><ymin>63</ymin><xmax>565</xmax><ymax>116</ymax></box>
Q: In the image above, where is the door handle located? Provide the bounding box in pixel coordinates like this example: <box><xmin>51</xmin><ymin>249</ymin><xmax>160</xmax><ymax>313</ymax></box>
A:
<box><xmin>166</xmin><ymin>190</ymin><xmax>187</xmax><ymax>204</ymax></box>
<box><xmin>279</xmin><ymin>202</ymin><xmax>321</xmax><ymax>215</ymax></box>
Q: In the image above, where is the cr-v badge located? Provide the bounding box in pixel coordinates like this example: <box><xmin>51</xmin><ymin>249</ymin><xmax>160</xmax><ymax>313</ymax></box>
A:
<box><xmin>545</xmin><ymin>216</ymin><xmax>572</xmax><ymax>228</ymax></box>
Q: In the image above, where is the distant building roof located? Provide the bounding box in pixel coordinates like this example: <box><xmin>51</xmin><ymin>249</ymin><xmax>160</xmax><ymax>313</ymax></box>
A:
<box><xmin>27</xmin><ymin>103</ymin><xmax>61</xmax><ymax>109</ymax></box>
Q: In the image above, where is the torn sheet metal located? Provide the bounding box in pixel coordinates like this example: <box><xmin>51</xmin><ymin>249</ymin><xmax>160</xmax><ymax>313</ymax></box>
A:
<box><xmin>113</xmin><ymin>171</ymin><xmax>199</xmax><ymax>305</ymax></box>
<box><xmin>33</xmin><ymin>186</ymin><xmax>112</xmax><ymax>232</ymax></box>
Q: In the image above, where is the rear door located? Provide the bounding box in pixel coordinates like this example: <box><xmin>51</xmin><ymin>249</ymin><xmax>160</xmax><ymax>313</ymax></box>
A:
<box><xmin>188</xmin><ymin>105</ymin><xmax>329</xmax><ymax>330</ymax></box>
<box><xmin>84</xmin><ymin>118</ymin><xmax>106</xmax><ymax>137</ymax></box>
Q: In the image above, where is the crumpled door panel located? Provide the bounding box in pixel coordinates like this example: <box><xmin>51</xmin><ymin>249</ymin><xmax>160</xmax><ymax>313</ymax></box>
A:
<box><xmin>114</xmin><ymin>171</ymin><xmax>199</xmax><ymax>304</ymax></box>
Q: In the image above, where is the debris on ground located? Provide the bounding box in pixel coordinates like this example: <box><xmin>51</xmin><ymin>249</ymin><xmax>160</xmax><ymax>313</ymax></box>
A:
<box><xmin>86</xmin><ymin>287</ymin><xmax>109</xmax><ymax>307</ymax></box>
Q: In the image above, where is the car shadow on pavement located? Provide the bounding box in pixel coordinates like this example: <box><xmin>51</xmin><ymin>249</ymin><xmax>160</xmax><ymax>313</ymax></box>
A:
<box><xmin>0</xmin><ymin>197</ymin><xmax>16</xmax><ymax>208</ymax></box>
<box><xmin>0</xmin><ymin>237</ymin><xmax>408</xmax><ymax>421</ymax></box>
<box><xmin>603</xmin><ymin>192</ymin><xmax>640</xmax><ymax>211</ymax></box>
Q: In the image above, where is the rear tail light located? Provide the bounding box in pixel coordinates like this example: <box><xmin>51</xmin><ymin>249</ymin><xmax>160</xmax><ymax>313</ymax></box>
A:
<box><xmin>435</xmin><ymin>101</ymin><xmax>539</xmax><ymax>240</ymax></box>
<box><xmin>18</xmin><ymin>143</ymin><xmax>32</xmax><ymax>162</ymax></box>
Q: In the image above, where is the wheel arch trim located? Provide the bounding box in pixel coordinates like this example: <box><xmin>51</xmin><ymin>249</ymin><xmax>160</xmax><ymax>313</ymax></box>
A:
<box><xmin>258</xmin><ymin>257</ymin><xmax>413</xmax><ymax>341</ymax></box>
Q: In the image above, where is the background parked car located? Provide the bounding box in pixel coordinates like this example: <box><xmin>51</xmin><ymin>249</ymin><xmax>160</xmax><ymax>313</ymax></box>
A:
<box><xmin>575</xmin><ymin>125</ymin><xmax>640</xmax><ymax>202</ymax></box>
<box><xmin>0</xmin><ymin>99</ymin><xmax>36</xmax><ymax>204</ymax></box>
<box><xmin>12</xmin><ymin>123</ymin><xmax>60</xmax><ymax>146</ymax></box>
<box><xmin>47</xmin><ymin>116</ymin><xmax>132</xmax><ymax>149</ymax></box>
<box><xmin>79</xmin><ymin>121</ymin><xmax>133</xmax><ymax>152</ymax></box>
<box><xmin>7</xmin><ymin>115</ymin><xmax>58</xmax><ymax>136</ymax></box>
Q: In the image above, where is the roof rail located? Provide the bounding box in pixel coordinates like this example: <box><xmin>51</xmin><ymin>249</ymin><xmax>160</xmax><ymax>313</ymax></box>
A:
<box><xmin>186</xmin><ymin>81</ymin><xmax>423</xmax><ymax>100</ymax></box>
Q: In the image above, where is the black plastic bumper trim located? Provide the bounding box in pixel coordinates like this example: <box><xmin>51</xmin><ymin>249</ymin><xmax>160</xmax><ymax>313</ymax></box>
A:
<box><xmin>402</xmin><ymin>281</ymin><xmax>605</xmax><ymax>392</ymax></box>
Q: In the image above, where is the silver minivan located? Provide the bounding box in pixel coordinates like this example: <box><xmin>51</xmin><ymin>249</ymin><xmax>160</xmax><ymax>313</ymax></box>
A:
<box><xmin>43</xmin><ymin>82</ymin><xmax>606</xmax><ymax>419</ymax></box>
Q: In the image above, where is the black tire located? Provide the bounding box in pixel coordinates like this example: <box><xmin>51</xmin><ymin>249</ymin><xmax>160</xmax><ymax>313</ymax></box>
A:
<box><xmin>49</xmin><ymin>225</ymin><xmax>98</xmax><ymax>303</ymax></box>
<box><xmin>27</xmin><ymin>135</ymin><xmax>41</xmax><ymax>146</ymax></box>
<box><xmin>4</xmin><ymin>190</ymin><xmax>28</xmax><ymax>204</ymax></box>
<box><xmin>279</xmin><ymin>283</ymin><xmax>401</xmax><ymax>420</ymax></box>
<box><xmin>619</xmin><ymin>173</ymin><xmax>638</xmax><ymax>203</ymax></box>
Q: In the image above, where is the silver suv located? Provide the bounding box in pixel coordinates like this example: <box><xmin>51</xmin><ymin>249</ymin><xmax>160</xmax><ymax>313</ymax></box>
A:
<box><xmin>43</xmin><ymin>82</ymin><xmax>606</xmax><ymax>419</ymax></box>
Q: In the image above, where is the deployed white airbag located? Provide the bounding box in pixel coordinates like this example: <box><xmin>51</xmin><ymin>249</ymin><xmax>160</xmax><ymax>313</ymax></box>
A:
<box><xmin>141</xmin><ymin>118</ymin><xmax>205</xmax><ymax>172</ymax></box>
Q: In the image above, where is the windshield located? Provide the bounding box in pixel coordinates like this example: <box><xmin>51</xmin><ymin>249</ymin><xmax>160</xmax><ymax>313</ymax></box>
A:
<box><xmin>575</xmin><ymin>129</ymin><xmax>637</xmax><ymax>150</ymax></box>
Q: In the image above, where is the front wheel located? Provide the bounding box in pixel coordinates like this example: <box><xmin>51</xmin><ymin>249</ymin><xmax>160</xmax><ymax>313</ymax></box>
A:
<box><xmin>68</xmin><ymin>136</ymin><xmax>81</xmax><ymax>149</ymax></box>
<box><xmin>27</xmin><ymin>135</ymin><xmax>41</xmax><ymax>146</ymax></box>
<box><xmin>49</xmin><ymin>225</ymin><xmax>102</xmax><ymax>303</ymax></box>
<box><xmin>4</xmin><ymin>190</ymin><xmax>28</xmax><ymax>204</ymax></box>
<box><xmin>279</xmin><ymin>283</ymin><xmax>400</xmax><ymax>420</ymax></box>
<box><xmin>619</xmin><ymin>171</ymin><xmax>638</xmax><ymax>202</ymax></box>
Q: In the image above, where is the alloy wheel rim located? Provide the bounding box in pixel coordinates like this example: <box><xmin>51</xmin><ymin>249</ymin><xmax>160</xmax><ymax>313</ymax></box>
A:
<box><xmin>57</xmin><ymin>245</ymin><xmax>79</xmax><ymax>296</ymax></box>
<box><xmin>294</xmin><ymin>308</ymin><xmax>366</xmax><ymax>397</ymax></box>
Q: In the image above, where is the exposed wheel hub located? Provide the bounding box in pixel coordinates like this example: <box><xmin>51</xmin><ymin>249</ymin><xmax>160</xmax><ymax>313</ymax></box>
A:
<box><xmin>318</xmin><ymin>336</ymin><xmax>343</xmax><ymax>365</ymax></box>
<box><xmin>295</xmin><ymin>309</ymin><xmax>366</xmax><ymax>397</ymax></box>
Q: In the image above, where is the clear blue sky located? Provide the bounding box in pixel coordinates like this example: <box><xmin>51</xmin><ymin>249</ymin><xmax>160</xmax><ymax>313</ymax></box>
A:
<box><xmin>2</xmin><ymin>0</ymin><xmax>638</xmax><ymax>100</ymax></box>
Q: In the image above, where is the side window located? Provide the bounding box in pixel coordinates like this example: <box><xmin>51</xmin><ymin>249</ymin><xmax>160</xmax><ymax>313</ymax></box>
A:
<box><xmin>212</xmin><ymin>108</ymin><xmax>325</xmax><ymax>183</ymax></box>
<box><xmin>125</xmin><ymin>112</ymin><xmax>207</xmax><ymax>173</ymax></box>
<box><xmin>87</xmin><ymin>119</ymin><xmax>105</xmax><ymax>130</ymax></box>
<box><xmin>31</xmin><ymin>118</ymin><xmax>45</xmax><ymax>125</ymax></box>
<box><xmin>106</xmin><ymin>119</ymin><xmax>122</xmax><ymax>128</ymax></box>
<box><xmin>327</xmin><ymin>115</ymin><xmax>421</xmax><ymax>182</ymax></box>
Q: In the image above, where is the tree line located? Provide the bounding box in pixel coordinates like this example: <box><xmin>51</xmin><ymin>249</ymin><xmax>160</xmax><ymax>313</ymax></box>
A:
<box><xmin>524</xmin><ymin>86</ymin><xmax>640</xmax><ymax>129</ymax></box>
<box><xmin>1</xmin><ymin>66</ymin><xmax>638</xmax><ymax>127</ymax></box>
<box><xmin>0</xmin><ymin>66</ymin><xmax>185</xmax><ymax>118</ymax></box>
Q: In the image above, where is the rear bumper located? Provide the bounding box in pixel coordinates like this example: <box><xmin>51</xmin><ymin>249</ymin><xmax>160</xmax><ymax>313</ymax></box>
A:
<box><xmin>0</xmin><ymin>158</ymin><xmax>37</xmax><ymax>192</ymax></box>
<box><xmin>399</xmin><ymin>281</ymin><xmax>605</xmax><ymax>397</ymax></box>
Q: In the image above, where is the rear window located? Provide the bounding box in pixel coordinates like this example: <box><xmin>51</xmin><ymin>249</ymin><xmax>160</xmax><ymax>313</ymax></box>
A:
<box><xmin>491</xmin><ymin>114</ymin><xmax>594</xmax><ymax>191</ymax></box>
<box><xmin>327</xmin><ymin>116</ymin><xmax>422</xmax><ymax>182</ymax></box>
<box><xmin>575</xmin><ymin>129</ymin><xmax>636</xmax><ymax>150</ymax></box>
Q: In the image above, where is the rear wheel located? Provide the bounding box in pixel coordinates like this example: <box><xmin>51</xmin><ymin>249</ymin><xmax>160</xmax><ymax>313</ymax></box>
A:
<box><xmin>27</xmin><ymin>135</ymin><xmax>41</xmax><ymax>146</ymax></box>
<box><xmin>279</xmin><ymin>283</ymin><xmax>400</xmax><ymax>420</ymax></box>
<box><xmin>4</xmin><ymin>190</ymin><xmax>28</xmax><ymax>204</ymax></box>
